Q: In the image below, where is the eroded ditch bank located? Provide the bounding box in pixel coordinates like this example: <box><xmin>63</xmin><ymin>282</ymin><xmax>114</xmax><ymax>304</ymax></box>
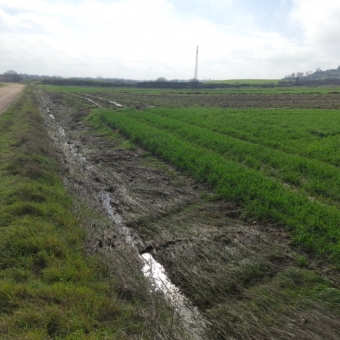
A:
<box><xmin>100</xmin><ymin>190</ymin><xmax>204</xmax><ymax>336</ymax></box>
<box><xmin>37</xmin><ymin>87</ymin><xmax>340</xmax><ymax>340</ymax></box>
<box><xmin>37</xmin><ymin>89</ymin><xmax>205</xmax><ymax>339</ymax></box>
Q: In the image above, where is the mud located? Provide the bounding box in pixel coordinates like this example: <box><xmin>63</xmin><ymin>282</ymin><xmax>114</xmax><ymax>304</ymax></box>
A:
<box><xmin>80</xmin><ymin>93</ymin><xmax>124</xmax><ymax>107</ymax></box>
<box><xmin>36</xmin><ymin>88</ymin><xmax>340</xmax><ymax>340</ymax></box>
<box><xmin>99</xmin><ymin>188</ymin><xmax>204</xmax><ymax>337</ymax></box>
<box><xmin>77</xmin><ymin>91</ymin><xmax>340</xmax><ymax>109</ymax></box>
<box><xmin>37</xmin><ymin>88</ymin><xmax>205</xmax><ymax>338</ymax></box>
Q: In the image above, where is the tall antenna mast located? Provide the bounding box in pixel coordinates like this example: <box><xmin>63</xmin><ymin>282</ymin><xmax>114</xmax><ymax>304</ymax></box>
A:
<box><xmin>194</xmin><ymin>46</ymin><xmax>198</xmax><ymax>82</ymax></box>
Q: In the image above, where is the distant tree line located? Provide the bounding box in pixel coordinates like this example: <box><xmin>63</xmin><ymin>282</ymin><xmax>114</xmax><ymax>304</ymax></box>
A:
<box><xmin>40</xmin><ymin>78</ymin><xmax>134</xmax><ymax>87</ymax></box>
<box><xmin>278</xmin><ymin>78</ymin><xmax>340</xmax><ymax>87</ymax></box>
<box><xmin>284</xmin><ymin>66</ymin><xmax>340</xmax><ymax>81</ymax></box>
<box><xmin>41</xmin><ymin>78</ymin><xmax>340</xmax><ymax>89</ymax></box>
<box><xmin>0</xmin><ymin>70</ymin><xmax>23</xmax><ymax>82</ymax></box>
<box><xmin>0</xmin><ymin>70</ymin><xmax>140</xmax><ymax>85</ymax></box>
<box><xmin>4</xmin><ymin>68</ymin><xmax>340</xmax><ymax>88</ymax></box>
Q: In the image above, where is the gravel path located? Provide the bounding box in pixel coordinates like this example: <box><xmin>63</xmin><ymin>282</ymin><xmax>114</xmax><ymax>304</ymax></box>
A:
<box><xmin>0</xmin><ymin>83</ymin><xmax>25</xmax><ymax>115</ymax></box>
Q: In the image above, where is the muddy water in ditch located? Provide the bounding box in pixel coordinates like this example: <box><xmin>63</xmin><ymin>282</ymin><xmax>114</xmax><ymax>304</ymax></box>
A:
<box><xmin>80</xmin><ymin>93</ymin><xmax>125</xmax><ymax>107</ymax></box>
<box><xmin>53</xmin><ymin>117</ymin><xmax>204</xmax><ymax>338</ymax></box>
<box><xmin>76</xmin><ymin>93</ymin><xmax>124</xmax><ymax>108</ymax></box>
<box><xmin>100</xmin><ymin>191</ymin><xmax>204</xmax><ymax>338</ymax></box>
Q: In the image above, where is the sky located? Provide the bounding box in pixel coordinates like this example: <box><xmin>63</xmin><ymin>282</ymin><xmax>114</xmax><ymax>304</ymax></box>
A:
<box><xmin>1</xmin><ymin>0</ymin><xmax>340</xmax><ymax>80</ymax></box>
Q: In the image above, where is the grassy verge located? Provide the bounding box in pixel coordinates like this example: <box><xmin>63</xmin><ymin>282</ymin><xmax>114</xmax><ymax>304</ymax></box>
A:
<box><xmin>0</xmin><ymin>87</ymin><xmax>188</xmax><ymax>339</ymax></box>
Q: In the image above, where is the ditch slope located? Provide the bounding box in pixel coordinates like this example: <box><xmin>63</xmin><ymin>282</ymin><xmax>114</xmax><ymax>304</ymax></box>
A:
<box><xmin>37</xmin><ymin>87</ymin><xmax>340</xmax><ymax>340</ymax></box>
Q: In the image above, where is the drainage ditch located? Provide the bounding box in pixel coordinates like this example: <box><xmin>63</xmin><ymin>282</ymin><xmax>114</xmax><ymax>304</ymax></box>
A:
<box><xmin>39</xmin><ymin>91</ymin><xmax>205</xmax><ymax>339</ymax></box>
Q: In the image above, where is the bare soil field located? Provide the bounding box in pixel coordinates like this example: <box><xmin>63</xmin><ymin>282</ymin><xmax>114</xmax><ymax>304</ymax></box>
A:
<box><xmin>36</xmin><ymin>87</ymin><xmax>340</xmax><ymax>339</ymax></box>
<box><xmin>82</xmin><ymin>91</ymin><xmax>340</xmax><ymax>109</ymax></box>
<box><xmin>0</xmin><ymin>83</ymin><xmax>25</xmax><ymax>114</ymax></box>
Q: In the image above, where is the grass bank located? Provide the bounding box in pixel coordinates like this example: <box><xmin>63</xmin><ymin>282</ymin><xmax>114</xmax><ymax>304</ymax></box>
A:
<box><xmin>0</xmin><ymin>87</ymin><xmax>188</xmax><ymax>339</ymax></box>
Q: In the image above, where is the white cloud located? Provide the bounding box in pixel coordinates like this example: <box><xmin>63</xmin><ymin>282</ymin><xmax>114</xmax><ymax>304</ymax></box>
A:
<box><xmin>288</xmin><ymin>0</ymin><xmax>340</xmax><ymax>71</ymax></box>
<box><xmin>0</xmin><ymin>0</ymin><xmax>74</xmax><ymax>15</ymax></box>
<box><xmin>291</xmin><ymin>0</ymin><xmax>340</xmax><ymax>52</ymax></box>
<box><xmin>0</xmin><ymin>0</ymin><xmax>338</xmax><ymax>79</ymax></box>
<box><xmin>0</xmin><ymin>8</ymin><xmax>32</xmax><ymax>31</ymax></box>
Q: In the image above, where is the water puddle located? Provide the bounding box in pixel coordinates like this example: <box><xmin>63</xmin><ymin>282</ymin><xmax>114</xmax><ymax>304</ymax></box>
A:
<box><xmin>83</xmin><ymin>97</ymin><xmax>98</xmax><ymax>106</ymax></box>
<box><xmin>141</xmin><ymin>253</ymin><xmax>203</xmax><ymax>332</ymax></box>
<box><xmin>107</xmin><ymin>100</ymin><xmax>124</xmax><ymax>107</ymax></box>
<box><xmin>100</xmin><ymin>191</ymin><xmax>204</xmax><ymax>338</ymax></box>
<box><xmin>80</xmin><ymin>93</ymin><xmax>124</xmax><ymax>108</ymax></box>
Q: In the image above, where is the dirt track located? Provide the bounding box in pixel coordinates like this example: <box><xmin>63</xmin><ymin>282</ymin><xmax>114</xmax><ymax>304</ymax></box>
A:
<box><xmin>0</xmin><ymin>83</ymin><xmax>25</xmax><ymax>114</ymax></box>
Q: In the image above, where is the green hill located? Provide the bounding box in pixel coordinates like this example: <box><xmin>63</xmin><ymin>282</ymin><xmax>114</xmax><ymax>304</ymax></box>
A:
<box><xmin>204</xmin><ymin>79</ymin><xmax>279</xmax><ymax>85</ymax></box>
<box><xmin>285</xmin><ymin>66</ymin><xmax>340</xmax><ymax>81</ymax></box>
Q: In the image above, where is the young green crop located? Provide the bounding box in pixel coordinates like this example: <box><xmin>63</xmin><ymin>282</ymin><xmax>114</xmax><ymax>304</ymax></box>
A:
<box><xmin>120</xmin><ymin>109</ymin><xmax>340</xmax><ymax>205</ymax></box>
<box><xmin>153</xmin><ymin>107</ymin><xmax>340</xmax><ymax>165</ymax></box>
<box><xmin>92</xmin><ymin>108</ymin><xmax>340</xmax><ymax>263</ymax></box>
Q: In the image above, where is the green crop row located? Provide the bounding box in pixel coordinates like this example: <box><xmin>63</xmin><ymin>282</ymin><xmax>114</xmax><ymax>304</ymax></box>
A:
<box><xmin>116</xmin><ymin>109</ymin><xmax>340</xmax><ymax>205</ymax></box>
<box><xmin>153</xmin><ymin>107</ymin><xmax>340</xmax><ymax>166</ymax></box>
<box><xmin>93</xmin><ymin>108</ymin><xmax>340</xmax><ymax>264</ymax></box>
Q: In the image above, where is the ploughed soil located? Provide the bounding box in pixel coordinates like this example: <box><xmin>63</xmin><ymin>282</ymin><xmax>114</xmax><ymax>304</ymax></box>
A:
<box><xmin>76</xmin><ymin>91</ymin><xmax>340</xmax><ymax>109</ymax></box>
<box><xmin>36</xmin><ymin>88</ymin><xmax>340</xmax><ymax>340</ymax></box>
<box><xmin>0</xmin><ymin>83</ymin><xmax>25</xmax><ymax>115</ymax></box>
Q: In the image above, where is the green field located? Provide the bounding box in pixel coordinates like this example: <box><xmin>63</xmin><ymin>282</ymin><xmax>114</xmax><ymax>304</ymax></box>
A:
<box><xmin>40</xmin><ymin>83</ymin><xmax>340</xmax><ymax>94</ymax></box>
<box><xmin>90</xmin><ymin>106</ymin><xmax>340</xmax><ymax>263</ymax></box>
<box><xmin>28</xmin><ymin>84</ymin><xmax>340</xmax><ymax>338</ymax></box>
<box><xmin>204</xmin><ymin>79</ymin><xmax>280</xmax><ymax>85</ymax></box>
<box><xmin>40</xmin><ymin>84</ymin><xmax>340</xmax><ymax>262</ymax></box>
